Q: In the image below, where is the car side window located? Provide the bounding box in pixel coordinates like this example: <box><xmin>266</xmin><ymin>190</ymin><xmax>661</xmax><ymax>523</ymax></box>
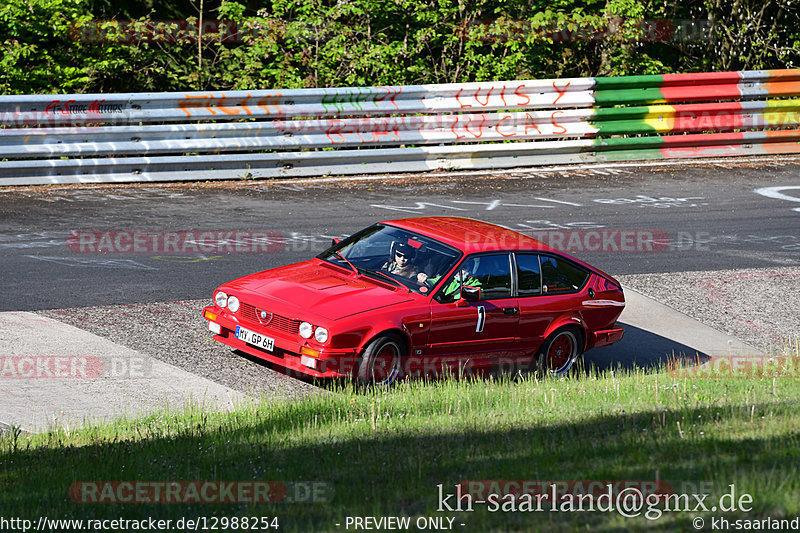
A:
<box><xmin>540</xmin><ymin>255</ymin><xmax>589</xmax><ymax>294</ymax></box>
<box><xmin>516</xmin><ymin>254</ymin><xmax>541</xmax><ymax>296</ymax></box>
<box><xmin>435</xmin><ymin>253</ymin><xmax>512</xmax><ymax>302</ymax></box>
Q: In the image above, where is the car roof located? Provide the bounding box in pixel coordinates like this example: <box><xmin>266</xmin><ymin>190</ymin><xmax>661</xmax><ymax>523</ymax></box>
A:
<box><xmin>382</xmin><ymin>216</ymin><xmax>621</xmax><ymax>286</ymax></box>
<box><xmin>383</xmin><ymin>216</ymin><xmax>558</xmax><ymax>254</ymax></box>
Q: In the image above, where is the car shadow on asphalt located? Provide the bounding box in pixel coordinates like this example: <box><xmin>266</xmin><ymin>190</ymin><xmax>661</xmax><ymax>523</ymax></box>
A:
<box><xmin>237</xmin><ymin>323</ymin><xmax>713</xmax><ymax>390</ymax></box>
<box><xmin>582</xmin><ymin>322</ymin><xmax>711</xmax><ymax>373</ymax></box>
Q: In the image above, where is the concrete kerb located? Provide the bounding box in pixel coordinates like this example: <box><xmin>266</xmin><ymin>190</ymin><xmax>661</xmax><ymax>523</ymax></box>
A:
<box><xmin>0</xmin><ymin>311</ymin><xmax>247</xmax><ymax>433</ymax></box>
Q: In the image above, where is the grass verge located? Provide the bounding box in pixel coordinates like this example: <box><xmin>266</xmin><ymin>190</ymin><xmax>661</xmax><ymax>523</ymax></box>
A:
<box><xmin>2</xmin><ymin>341</ymin><xmax>800</xmax><ymax>532</ymax></box>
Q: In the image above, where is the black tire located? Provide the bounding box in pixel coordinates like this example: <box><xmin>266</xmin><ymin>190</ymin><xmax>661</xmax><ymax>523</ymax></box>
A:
<box><xmin>534</xmin><ymin>327</ymin><xmax>583</xmax><ymax>378</ymax></box>
<box><xmin>356</xmin><ymin>333</ymin><xmax>406</xmax><ymax>387</ymax></box>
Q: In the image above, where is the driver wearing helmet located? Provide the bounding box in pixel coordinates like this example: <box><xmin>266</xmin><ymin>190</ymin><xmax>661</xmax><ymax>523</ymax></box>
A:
<box><xmin>382</xmin><ymin>242</ymin><xmax>427</xmax><ymax>283</ymax></box>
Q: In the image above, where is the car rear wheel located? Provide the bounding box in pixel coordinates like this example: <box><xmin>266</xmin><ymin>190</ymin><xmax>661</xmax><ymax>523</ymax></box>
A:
<box><xmin>535</xmin><ymin>327</ymin><xmax>583</xmax><ymax>378</ymax></box>
<box><xmin>356</xmin><ymin>333</ymin><xmax>405</xmax><ymax>387</ymax></box>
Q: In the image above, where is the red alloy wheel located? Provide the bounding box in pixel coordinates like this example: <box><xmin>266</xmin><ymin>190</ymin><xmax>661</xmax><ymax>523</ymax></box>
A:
<box><xmin>548</xmin><ymin>334</ymin><xmax>573</xmax><ymax>370</ymax></box>
<box><xmin>539</xmin><ymin>329</ymin><xmax>580</xmax><ymax>376</ymax></box>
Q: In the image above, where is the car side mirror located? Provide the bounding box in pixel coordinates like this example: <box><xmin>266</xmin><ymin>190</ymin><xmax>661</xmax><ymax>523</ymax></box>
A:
<box><xmin>331</xmin><ymin>237</ymin><xmax>341</xmax><ymax>246</ymax></box>
<box><xmin>457</xmin><ymin>285</ymin><xmax>481</xmax><ymax>305</ymax></box>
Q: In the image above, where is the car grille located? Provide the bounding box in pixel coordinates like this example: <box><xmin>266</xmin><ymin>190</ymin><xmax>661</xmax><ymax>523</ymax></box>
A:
<box><xmin>238</xmin><ymin>302</ymin><xmax>300</xmax><ymax>335</ymax></box>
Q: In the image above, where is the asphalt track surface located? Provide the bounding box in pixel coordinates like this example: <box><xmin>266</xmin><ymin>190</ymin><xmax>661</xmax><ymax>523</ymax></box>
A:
<box><xmin>1</xmin><ymin>158</ymin><xmax>798</xmax><ymax>431</ymax></box>
<box><xmin>1</xmin><ymin>159</ymin><xmax>799</xmax><ymax>312</ymax></box>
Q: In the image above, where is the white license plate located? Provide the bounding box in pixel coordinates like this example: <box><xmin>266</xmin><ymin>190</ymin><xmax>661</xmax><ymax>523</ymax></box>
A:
<box><xmin>235</xmin><ymin>325</ymin><xmax>275</xmax><ymax>352</ymax></box>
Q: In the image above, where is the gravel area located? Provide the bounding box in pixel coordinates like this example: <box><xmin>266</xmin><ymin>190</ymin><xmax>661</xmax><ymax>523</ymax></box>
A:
<box><xmin>618</xmin><ymin>267</ymin><xmax>800</xmax><ymax>352</ymax></box>
<box><xmin>37</xmin><ymin>300</ymin><xmax>320</xmax><ymax>399</ymax></box>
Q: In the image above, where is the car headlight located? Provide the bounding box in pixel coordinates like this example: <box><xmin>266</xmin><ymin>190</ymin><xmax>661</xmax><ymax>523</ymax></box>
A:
<box><xmin>227</xmin><ymin>295</ymin><xmax>240</xmax><ymax>313</ymax></box>
<box><xmin>215</xmin><ymin>291</ymin><xmax>228</xmax><ymax>308</ymax></box>
<box><xmin>314</xmin><ymin>327</ymin><xmax>328</xmax><ymax>343</ymax></box>
<box><xmin>299</xmin><ymin>321</ymin><xmax>313</xmax><ymax>339</ymax></box>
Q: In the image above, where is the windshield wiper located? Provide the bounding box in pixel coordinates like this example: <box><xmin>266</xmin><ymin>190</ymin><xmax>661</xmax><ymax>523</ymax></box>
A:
<box><xmin>329</xmin><ymin>252</ymin><xmax>406</xmax><ymax>291</ymax></box>
<box><xmin>363</xmin><ymin>268</ymin><xmax>408</xmax><ymax>291</ymax></box>
<box><xmin>332</xmin><ymin>251</ymin><xmax>360</xmax><ymax>277</ymax></box>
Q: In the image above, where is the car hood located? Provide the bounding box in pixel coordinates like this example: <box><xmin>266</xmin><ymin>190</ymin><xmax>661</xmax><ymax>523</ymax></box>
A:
<box><xmin>224</xmin><ymin>260</ymin><xmax>414</xmax><ymax>321</ymax></box>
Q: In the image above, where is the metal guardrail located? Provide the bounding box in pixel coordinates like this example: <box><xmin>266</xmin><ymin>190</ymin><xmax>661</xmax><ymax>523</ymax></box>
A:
<box><xmin>2</xmin><ymin>69</ymin><xmax>800</xmax><ymax>185</ymax></box>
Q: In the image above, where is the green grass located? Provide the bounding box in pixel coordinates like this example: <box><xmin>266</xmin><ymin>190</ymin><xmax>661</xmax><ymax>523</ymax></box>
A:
<box><xmin>3</xmin><ymin>343</ymin><xmax>800</xmax><ymax>532</ymax></box>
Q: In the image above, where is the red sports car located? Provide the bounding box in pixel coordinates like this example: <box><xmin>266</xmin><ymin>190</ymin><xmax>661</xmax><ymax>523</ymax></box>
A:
<box><xmin>203</xmin><ymin>217</ymin><xmax>625</xmax><ymax>385</ymax></box>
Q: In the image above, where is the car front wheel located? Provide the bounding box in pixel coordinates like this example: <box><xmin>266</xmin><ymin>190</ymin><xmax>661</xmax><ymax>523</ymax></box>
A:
<box><xmin>535</xmin><ymin>327</ymin><xmax>583</xmax><ymax>378</ymax></box>
<box><xmin>356</xmin><ymin>333</ymin><xmax>405</xmax><ymax>387</ymax></box>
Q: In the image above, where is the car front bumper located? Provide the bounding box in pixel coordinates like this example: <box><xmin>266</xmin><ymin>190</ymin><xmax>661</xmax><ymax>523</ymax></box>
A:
<box><xmin>202</xmin><ymin>306</ymin><xmax>357</xmax><ymax>379</ymax></box>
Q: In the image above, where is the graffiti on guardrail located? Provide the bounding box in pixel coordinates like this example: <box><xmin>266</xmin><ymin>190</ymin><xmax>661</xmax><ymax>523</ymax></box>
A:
<box><xmin>44</xmin><ymin>99</ymin><xmax>125</xmax><ymax>115</ymax></box>
<box><xmin>0</xmin><ymin>111</ymin><xmax>101</xmax><ymax>130</ymax></box>
<box><xmin>177</xmin><ymin>93</ymin><xmax>283</xmax><ymax>117</ymax></box>
<box><xmin>275</xmin><ymin>112</ymin><xmax>574</xmax><ymax>144</ymax></box>
<box><xmin>321</xmin><ymin>87</ymin><xmax>402</xmax><ymax>112</ymax></box>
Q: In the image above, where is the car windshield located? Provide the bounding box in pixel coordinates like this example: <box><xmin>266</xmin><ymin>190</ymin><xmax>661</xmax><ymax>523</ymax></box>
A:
<box><xmin>318</xmin><ymin>224</ymin><xmax>462</xmax><ymax>295</ymax></box>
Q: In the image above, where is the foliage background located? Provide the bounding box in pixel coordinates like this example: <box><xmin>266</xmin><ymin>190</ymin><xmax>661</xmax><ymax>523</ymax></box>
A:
<box><xmin>1</xmin><ymin>0</ymin><xmax>798</xmax><ymax>94</ymax></box>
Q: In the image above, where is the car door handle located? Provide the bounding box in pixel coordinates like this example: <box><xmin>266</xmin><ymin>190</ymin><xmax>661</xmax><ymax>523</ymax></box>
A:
<box><xmin>503</xmin><ymin>307</ymin><xmax>519</xmax><ymax>315</ymax></box>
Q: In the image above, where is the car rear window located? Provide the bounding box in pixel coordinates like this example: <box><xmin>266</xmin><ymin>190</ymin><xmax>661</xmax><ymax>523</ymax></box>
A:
<box><xmin>540</xmin><ymin>255</ymin><xmax>589</xmax><ymax>294</ymax></box>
